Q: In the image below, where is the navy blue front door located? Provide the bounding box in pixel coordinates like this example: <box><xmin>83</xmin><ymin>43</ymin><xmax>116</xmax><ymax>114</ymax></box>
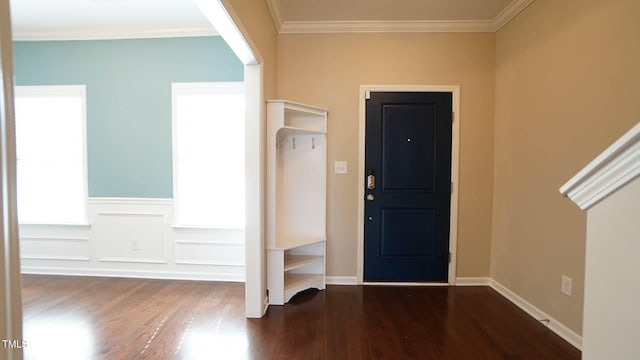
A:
<box><xmin>364</xmin><ymin>91</ymin><xmax>452</xmax><ymax>282</ymax></box>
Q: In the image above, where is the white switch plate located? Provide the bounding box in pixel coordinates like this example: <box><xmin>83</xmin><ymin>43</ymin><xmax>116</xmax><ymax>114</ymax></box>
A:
<box><xmin>561</xmin><ymin>275</ymin><xmax>572</xmax><ymax>296</ymax></box>
<box><xmin>334</xmin><ymin>161</ymin><xmax>348</xmax><ymax>174</ymax></box>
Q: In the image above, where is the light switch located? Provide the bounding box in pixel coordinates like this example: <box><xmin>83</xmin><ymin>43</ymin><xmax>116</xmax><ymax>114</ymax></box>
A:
<box><xmin>334</xmin><ymin>161</ymin><xmax>348</xmax><ymax>174</ymax></box>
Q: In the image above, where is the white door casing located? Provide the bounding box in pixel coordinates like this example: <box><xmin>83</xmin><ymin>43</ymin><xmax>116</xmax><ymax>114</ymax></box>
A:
<box><xmin>357</xmin><ymin>85</ymin><xmax>460</xmax><ymax>285</ymax></box>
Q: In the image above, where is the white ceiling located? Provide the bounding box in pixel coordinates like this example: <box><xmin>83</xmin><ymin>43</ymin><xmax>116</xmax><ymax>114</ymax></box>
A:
<box><xmin>10</xmin><ymin>0</ymin><xmax>217</xmax><ymax>40</ymax></box>
<box><xmin>9</xmin><ymin>0</ymin><xmax>534</xmax><ymax>40</ymax></box>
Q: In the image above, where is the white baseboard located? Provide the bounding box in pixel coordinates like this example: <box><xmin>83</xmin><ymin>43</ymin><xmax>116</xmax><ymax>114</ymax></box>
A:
<box><xmin>326</xmin><ymin>276</ymin><xmax>358</xmax><ymax>285</ymax></box>
<box><xmin>326</xmin><ymin>277</ymin><xmax>491</xmax><ymax>286</ymax></box>
<box><xmin>21</xmin><ymin>265</ymin><xmax>244</xmax><ymax>282</ymax></box>
<box><xmin>455</xmin><ymin>277</ymin><xmax>491</xmax><ymax>286</ymax></box>
<box><xmin>21</xmin><ymin>266</ymin><xmax>244</xmax><ymax>282</ymax></box>
<box><xmin>362</xmin><ymin>281</ymin><xmax>449</xmax><ymax>286</ymax></box>
<box><xmin>489</xmin><ymin>279</ymin><xmax>582</xmax><ymax>350</ymax></box>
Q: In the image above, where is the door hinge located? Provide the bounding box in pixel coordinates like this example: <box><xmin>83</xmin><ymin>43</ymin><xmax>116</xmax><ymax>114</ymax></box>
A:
<box><xmin>451</xmin><ymin>112</ymin><xmax>454</xmax><ymax>123</ymax></box>
<box><xmin>365</xmin><ymin>90</ymin><xmax>371</xmax><ymax>100</ymax></box>
<box><xmin>451</xmin><ymin>182</ymin><xmax>453</xmax><ymax>194</ymax></box>
<box><xmin>448</xmin><ymin>252</ymin><xmax>451</xmax><ymax>263</ymax></box>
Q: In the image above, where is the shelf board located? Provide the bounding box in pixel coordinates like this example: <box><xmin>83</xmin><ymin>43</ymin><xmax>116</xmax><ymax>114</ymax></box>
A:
<box><xmin>284</xmin><ymin>255</ymin><xmax>323</xmax><ymax>272</ymax></box>
<box><xmin>280</xmin><ymin>125</ymin><xmax>326</xmax><ymax>135</ymax></box>
<box><xmin>284</xmin><ymin>273</ymin><xmax>324</xmax><ymax>301</ymax></box>
<box><xmin>268</xmin><ymin>99</ymin><xmax>328</xmax><ymax>116</ymax></box>
<box><xmin>275</xmin><ymin>235</ymin><xmax>326</xmax><ymax>250</ymax></box>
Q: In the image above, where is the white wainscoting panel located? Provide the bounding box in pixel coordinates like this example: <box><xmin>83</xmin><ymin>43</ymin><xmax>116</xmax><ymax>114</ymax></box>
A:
<box><xmin>173</xmin><ymin>227</ymin><xmax>244</xmax><ymax>267</ymax></box>
<box><xmin>20</xmin><ymin>236</ymin><xmax>90</xmax><ymax>261</ymax></box>
<box><xmin>175</xmin><ymin>241</ymin><xmax>244</xmax><ymax>266</ymax></box>
<box><xmin>19</xmin><ymin>198</ymin><xmax>246</xmax><ymax>282</ymax></box>
<box><xmin>19</xmin><ymin>224</ymin><xmax>91</xmax><ymax>263</ymax></box>
<box><xmin>93</xmin><ymin>212</ymin><xmax>167</xmax><ymax>263</ymax></box>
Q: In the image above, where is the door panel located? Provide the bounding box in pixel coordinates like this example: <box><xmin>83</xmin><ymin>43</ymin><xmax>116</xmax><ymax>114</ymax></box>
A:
<box><xmin>382</xmin><ymin>104</ymin><xmax>437</xmax><ymax>191</ymax></box>
<box><xmin>364</xmin><ymin>91</ymin><xmax>452</xmax><ymax>282</ymax></box>
<box><xmin>381</xmin><ymin>208</ymin><xmax>435</xmax><ymax>257</ymax></box>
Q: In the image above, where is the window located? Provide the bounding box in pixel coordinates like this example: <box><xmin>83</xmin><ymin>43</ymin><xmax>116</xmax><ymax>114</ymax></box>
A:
<box><xmin>14</xmin><ymin>85</ymin><xmax>88</xmax><ymax>224</ymax></box>
<box><xmin>172</xmin><ymin>82</ymin><xmax>245</xmax><ymax>228</ymax></box>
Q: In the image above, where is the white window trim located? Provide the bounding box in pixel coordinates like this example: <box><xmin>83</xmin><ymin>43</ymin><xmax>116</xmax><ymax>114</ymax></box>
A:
<box><xmin>171</xmin><ymin>81</ymin><xmax>245</xmax><ymax>229</ymax></box>
<box><xmin>15</xmin><ymin>85</ymin><xmax>89</xmax><ymax>225</ymax></box>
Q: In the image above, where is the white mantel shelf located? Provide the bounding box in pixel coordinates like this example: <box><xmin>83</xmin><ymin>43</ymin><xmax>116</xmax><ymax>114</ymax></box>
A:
<box><xmin>560</xmin><ymin>122</ymin><xmax>640</xmax><ymax>210</ymax></box>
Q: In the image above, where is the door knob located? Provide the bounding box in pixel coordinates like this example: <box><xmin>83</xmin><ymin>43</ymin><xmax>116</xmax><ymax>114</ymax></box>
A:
<box><xmin>367</xmin><ymin>194</ymin><xmax>375</xmax><ymax>201</ymax></box>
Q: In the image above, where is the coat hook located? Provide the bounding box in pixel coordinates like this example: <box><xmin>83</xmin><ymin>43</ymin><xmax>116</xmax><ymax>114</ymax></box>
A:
<box><xmin>312</xmin><ymin>137</ymin><xmax>315</xmax><ymax>150</ymax></box>
<box><xmin>292</xmin><ymin>137</ymin><xmax>296</xmax><ymax>150</ymax></box>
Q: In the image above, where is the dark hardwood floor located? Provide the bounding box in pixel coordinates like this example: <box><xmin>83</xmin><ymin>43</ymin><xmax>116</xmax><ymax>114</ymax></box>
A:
<box><xmin>20</xmin><ymin>275</ymin><xmax>580</xmax><ymax>359</ymax></box>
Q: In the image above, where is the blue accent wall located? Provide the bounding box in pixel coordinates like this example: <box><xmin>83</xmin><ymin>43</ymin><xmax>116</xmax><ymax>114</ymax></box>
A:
<box><xmin>13</xmin><ymin>36</ymin><xmax>244</xmax><ymax>198</ymax></box>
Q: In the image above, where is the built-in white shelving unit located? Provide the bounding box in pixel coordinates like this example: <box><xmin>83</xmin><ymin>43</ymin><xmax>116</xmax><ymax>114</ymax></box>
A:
<box><xmin>266</xmin><ymin>100</ymin><xmax>327</xmax><ymax>305</ymax></box>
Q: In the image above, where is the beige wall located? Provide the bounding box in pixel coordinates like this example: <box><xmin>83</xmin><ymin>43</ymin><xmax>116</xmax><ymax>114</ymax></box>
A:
<box><xmin>493</xmin><ymin>0</ymin><xmax>640</xmax><ymax>334</ymax></box>
<box><xmin>277</xmin><ymin>33</ymin><xmax>496</xmax><ymax>278</ymax></box>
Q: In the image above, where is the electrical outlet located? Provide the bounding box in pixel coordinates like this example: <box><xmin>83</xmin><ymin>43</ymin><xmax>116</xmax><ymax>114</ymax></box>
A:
<box><xmin>561</xmin><ymin>275</ymin><xmax>572</xmax><ymax>296</ymax></box>
<box><xmin>131</xmin><ymin>238</ymin><xmax>140</xmax><ymax>251</ymax></box>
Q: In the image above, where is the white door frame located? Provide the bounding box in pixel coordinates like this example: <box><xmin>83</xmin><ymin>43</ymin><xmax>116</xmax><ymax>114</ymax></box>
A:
<box><xmin>357</xmin><ymin>85</ymin><xmax>460</xmax><ymax>285</ymax></box>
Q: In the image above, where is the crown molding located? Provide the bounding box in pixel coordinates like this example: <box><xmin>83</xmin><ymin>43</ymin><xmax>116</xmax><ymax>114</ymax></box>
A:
<box><xmin>280</xmin><ymin>20</ymin><xmax>496</xmax><ymax>34</ymax></box>
<box><xmin>265</xmin><ymin>0</ymin><xmax>284</xmax><ymax>32</ymax></box>
<box><xmin>12</xmin><ymin>26</ymin><xmax>217</xmax><ymax>41</ymax></box>
<box><xmin>493</xmin><ymin>0</ymin><xmax>536</xmax><ymax>30</ymax></box>
<box><xmin>269</xmin><ymin>0</ymin><xmax>535</xmax><ymax>34</ymax></box>
<box><xmin>560</xmin><ymin>122</ymin><xmax>640</xmax><ymax>210</ymax></box>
